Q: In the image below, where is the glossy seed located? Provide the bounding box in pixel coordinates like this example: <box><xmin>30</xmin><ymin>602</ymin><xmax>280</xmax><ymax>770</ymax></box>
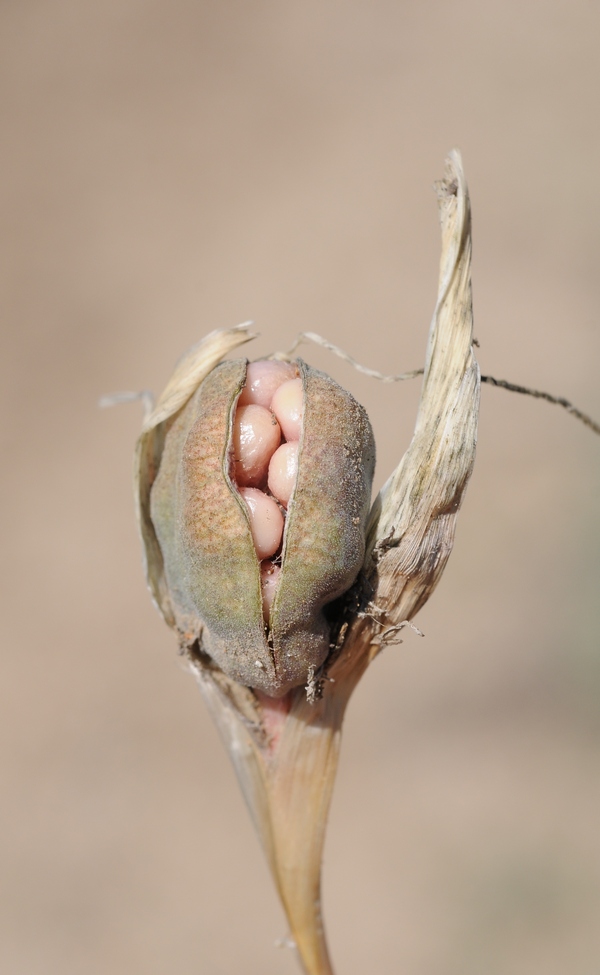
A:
<box><xmin>239</xmin><ymin>487</ymin><xmax>284</xmax><ymax>560</ymax></box>
<box><xmin>271</xmin><ymin>378</ymin><xmax>304</xmax><ymax>442</ymax></box>
<box><xmin>267</xmin><ymin>441</ymin><xmax>299</xmax><ymax>508</ymax></box>
<box><xmin>232</xmin><ymin>405</ymin><xmax>281</xmax><ymax>487</ymax></box>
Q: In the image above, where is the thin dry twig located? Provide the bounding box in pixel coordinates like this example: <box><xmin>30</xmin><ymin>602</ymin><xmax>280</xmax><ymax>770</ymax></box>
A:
<box><xmin>283</xmin><ymin>331</ymin><xmax>424</xmax><ymax>382</ymax></box>
<box><xmin>480</xmin><ymin>374</ymin><xmax>600</xmax><ymax>436</ymax></box>
<box><xmin>285</xmin><ymin>331</ymin><xmax>600</xmax><ymax>438</ymax></box>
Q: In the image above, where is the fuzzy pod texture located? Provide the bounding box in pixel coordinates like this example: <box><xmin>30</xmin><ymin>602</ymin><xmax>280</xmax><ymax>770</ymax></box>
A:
<box><xmin>149</xmin><ymin>357</ymin><xmax>376</xmax><ymax>697</ymax></box>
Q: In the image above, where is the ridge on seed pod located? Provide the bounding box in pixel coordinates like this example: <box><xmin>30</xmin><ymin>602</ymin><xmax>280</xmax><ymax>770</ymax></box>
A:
<box><xmin>260</xmin><ymin>561</ymin><xmax>281</xmax><ymax>622</ymax></box>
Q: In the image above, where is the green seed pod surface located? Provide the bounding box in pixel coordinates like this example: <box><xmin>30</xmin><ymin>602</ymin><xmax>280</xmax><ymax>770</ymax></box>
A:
<box><xmin>149</xmin><ymin>358</ymin><xmax>375</xmax><ymax>697</ymax></box>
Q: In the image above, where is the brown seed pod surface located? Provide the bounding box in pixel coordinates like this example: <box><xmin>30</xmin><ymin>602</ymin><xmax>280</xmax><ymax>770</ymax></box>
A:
<box><xmin>149</xmin><ymin>357</ymin><xmax>375</xmax><ymax>696</ymax></box>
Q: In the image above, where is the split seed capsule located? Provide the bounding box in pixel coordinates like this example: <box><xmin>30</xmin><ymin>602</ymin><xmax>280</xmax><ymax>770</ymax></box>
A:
<box><xmin>149</xmin><ymin>357</ymin><xmax>376</xmax><ymax>698</ymax></box>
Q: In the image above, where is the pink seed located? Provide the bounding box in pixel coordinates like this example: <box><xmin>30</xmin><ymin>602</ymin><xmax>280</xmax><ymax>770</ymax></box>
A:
<box><xmin>239</xmin><ymin>487</ymin><xmax>284</xmax><ymax>560</ymax></box>
<box><xmin>232</xmin><ymin>404</ymin><xmax>281</xmax><ymax>487</ymax></box>
<box><xmin>271</xmin><ymin>378</ymin><xmax>304</xmax><ymax>442</ymax></box>
<box><xmin>238</xmin><ymin>360</ymin><xmax>298</xmax><ymax>408</ymax></box>
<box><xmin>267</xmin><ymin>441</ymin><xmax>299</xmax><ymax>508</ymax></box>
<box><xmin>260</xmin><ymin>560</ymin><xmax>281</xmax><ymax>622</ymax></box>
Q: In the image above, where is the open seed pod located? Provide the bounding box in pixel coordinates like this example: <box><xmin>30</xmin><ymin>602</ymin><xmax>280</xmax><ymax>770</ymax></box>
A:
<box><xmin>135</xmin><ymin>150</ymin><xmax>480</xmax><ymax>975</ymax></box>
<box><xmin>148</xmin><ymin>355</ymin><xmax>375</xmax><ymax>696</ymax></box>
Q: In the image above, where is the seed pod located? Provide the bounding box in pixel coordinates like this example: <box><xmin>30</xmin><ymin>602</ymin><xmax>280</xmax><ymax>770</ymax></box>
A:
<box><xmin>149</xmin><ymin>357</ymin><xmax>375</xmax><ymax>697</ymax></box>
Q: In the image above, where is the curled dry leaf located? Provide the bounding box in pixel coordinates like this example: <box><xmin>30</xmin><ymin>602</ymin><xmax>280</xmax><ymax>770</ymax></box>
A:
<box><xmin>134</xmin><ymin>150</ymin><xmax>480</xmax><ymax>975</ymax></box>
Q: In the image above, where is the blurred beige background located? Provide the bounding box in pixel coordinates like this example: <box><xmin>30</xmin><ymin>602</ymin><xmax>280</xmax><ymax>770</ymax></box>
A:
<box><xmin>2</xmin><ymin>2</ymin><xmax>599</xmax><ymax>973</ymax></box>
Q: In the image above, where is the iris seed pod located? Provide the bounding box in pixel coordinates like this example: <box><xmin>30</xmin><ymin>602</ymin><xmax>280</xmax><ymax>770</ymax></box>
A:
<box><xmin>148</xmin><ymin>357</ymin><xmax>375</xmax><ymax>697</ymax></box>
<box><xmin>135</xmin><ymin>152</ymin><xmax>480</xmax><ymax>975</ymax></box>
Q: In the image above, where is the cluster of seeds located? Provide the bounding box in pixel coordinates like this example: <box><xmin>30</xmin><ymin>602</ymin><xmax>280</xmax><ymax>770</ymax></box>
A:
<box><xmin>231</xmin><ymin>360</ymin><xmax>304</xmax><ymax>622</ymax></box>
